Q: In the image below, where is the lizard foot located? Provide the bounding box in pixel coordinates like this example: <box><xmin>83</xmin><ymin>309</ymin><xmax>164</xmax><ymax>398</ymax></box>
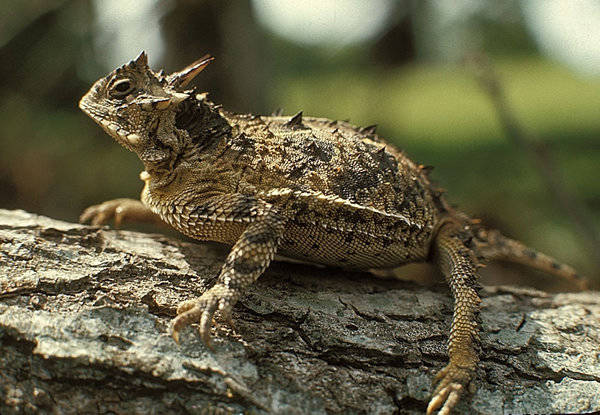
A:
<box><xmin>80</xmin><ymin>198</ymin><xmax>145</xmax><ymax>227</ymax></box>
<box><xmin>426</xmin><ymin>362</ymin><xmax>473</xmax><ymax>415</ymax></box>
<box><xmin>171</xmin><ymin>284</ymin><xmax>237</xmax><ymax>347</ymax></box>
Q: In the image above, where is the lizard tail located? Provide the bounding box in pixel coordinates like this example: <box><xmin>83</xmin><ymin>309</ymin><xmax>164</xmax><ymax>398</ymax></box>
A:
<box><xmin>473</xmin><ymin>228</ymin><xmax>588</xmax><ymax>290</ymax></box>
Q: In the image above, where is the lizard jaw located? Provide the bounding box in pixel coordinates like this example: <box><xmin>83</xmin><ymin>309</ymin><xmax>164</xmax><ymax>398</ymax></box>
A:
<box><xmin>99</xmin><ymin>119</ymin><xmax>141</xmax><ymax>149</ymax></box>
<box><xmin>84</xmin><ymin>113</ymin><xmax>139</xmax><ymax>151</ymax></box>
<box><xmin>79</xmin><ymin>99</ymin><xmax>142</xmax><ymax>151</ymax></box>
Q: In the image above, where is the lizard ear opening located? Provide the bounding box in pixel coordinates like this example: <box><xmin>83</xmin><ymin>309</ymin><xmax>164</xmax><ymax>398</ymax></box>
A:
<box><xmin>167</xmin><ymin>54</ymin><xmax>214</xmax><ymax>89</ymax></box>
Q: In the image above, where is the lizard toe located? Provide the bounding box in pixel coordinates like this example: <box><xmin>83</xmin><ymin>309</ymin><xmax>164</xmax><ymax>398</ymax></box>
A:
<box><xmin>198</xmin><ymin>299</ymin><xmax>219</xmax><ymax>346</ymax></box>
<box><xmin>176</xmin><ymin>298</ymin><xmax>198</xmax><ymax>315</ymax></box>
<box><xmin>80</xmin><ymin>204</ymin><xmax>106</xmax><ymax>225</ymax></box>
<box><xmin>171</xmin><ymin>297</ymin><xmax>212</xmax><ymax>345</ymax></box>
<box><xmin>171</xmin><ymin>284</ymin><xmax>235</xmax><ymax>347</ymax></box>
<box><xmin>79</xmin><ymin>199</ymin><xmax>145</xmax><ymax>227</ymax></box>
<box><xmin>427</xmin><ymin>383</ymin><xmax>462</xmax><ymax>415</ymax></box>
<box><xmin>80</xmin><ymin>201</ymin><xmax>121</xmax><ymax>226</ymax></box>
<box><xmin>426</xmin><ymin>362</ymin><xmax>473</xmax><ymax>414</ymax></box>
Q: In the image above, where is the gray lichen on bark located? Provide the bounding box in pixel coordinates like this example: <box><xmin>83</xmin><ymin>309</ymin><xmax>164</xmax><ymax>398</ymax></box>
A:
<box><xmin>1</xmin><ymin>209</ymin><xmax>599</xmax><ymax>414</ymax></box>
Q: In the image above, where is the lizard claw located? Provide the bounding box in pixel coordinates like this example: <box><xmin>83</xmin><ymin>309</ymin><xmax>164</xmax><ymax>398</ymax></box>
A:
<box><xmin>170</xmin><ymin>284</ymin><xmax>235</xmax><ymax>348</ymax></box>
<box><xmin>426</xmin><ymin>363</ymin><xmax>473</xmax><ymax>415</ymax></box>
<box><xmin>172</xmin><ymin>328</ymin><xmax>180</xmax><ymax>345</ymax></box>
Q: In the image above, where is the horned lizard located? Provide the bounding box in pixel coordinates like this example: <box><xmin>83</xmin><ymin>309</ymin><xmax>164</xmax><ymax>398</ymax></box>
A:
<box><xmin>79</xmin><ymin>52</ymin><xmax>585</xmax><ymax>414</ymax></box>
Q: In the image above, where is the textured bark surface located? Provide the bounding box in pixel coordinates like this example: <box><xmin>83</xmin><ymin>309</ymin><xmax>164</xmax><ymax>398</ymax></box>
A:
<box><xmin>1</xmin><ymin>209</ymin><xmax>599</xmax><ymax>414</ymax></box>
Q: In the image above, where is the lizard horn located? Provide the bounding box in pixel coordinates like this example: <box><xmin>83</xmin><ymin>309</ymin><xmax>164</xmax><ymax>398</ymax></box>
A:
<box><xmin>134</xmin><ymin>51</ymin><xmax>148</xmax><ymax>67</ymax></box>
<box><xmin>168</xmin><ymin>54</ymin><xmax>214</xmax><ymax>88</ymax></box>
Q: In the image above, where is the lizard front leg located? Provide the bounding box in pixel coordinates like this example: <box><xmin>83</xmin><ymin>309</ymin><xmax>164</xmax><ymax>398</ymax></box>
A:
<box><xmin>171</xmin><ymin>201</ymin><xmax>285</xmax><ymax>345</ymax></box>
<box><xmin>427</xmin><ymin>222</ymin><xmax>481</xmax><ymax>415</ymax></box>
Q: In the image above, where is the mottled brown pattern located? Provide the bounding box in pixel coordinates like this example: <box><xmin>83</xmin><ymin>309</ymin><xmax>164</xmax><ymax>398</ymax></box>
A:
<box><xmin>78</xmin><ymin>53</ymin><xmax>585</xmax><ymax>415</ymax></box>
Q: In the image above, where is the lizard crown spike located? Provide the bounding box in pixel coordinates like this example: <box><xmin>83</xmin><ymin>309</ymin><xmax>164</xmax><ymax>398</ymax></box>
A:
<box><xmin>113</xmin><ymin>51</ymin><xmax>149</xmax><ymax>76</ymax></box>
<box><xmin>134</xmin><ymin>50</ymin><xmax>148</xmax><ymax>66</ymax></box>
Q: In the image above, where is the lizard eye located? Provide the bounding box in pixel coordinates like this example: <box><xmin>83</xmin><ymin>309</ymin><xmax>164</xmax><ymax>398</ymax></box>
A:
<box><xmin>109</xmin><ymin>79</ymin><xmax>135</xmax><ymax>98</ymax></box>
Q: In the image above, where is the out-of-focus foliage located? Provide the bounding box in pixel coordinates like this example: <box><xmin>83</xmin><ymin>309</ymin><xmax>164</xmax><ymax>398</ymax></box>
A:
<box><xmin>0</xmin><ymin>0</ymin><xmax>598</xmax><ymax>283</ymax></box>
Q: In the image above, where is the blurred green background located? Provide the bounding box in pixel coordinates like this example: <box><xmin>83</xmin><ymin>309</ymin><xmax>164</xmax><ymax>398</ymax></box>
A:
<box><xmin>1</xmin><ymin>0</ymin><xmax>598</xmax><ymax>285</ymax></box>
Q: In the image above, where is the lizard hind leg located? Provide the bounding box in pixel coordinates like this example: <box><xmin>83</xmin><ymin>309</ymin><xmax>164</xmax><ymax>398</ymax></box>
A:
<box><xmin>427</xmin><ymin>222</ymin><xmax>482</xmax><ymax>415</ymax></box>
<box><xmin>171</xmin><ymin>211</ymin><xmax>285</xmax><ymax>346</ymax></box>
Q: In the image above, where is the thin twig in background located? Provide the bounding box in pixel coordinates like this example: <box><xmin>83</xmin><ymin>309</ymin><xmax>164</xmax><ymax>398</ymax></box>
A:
<box><xmin>466</xmin><ymin>53</ymin><xmax>600</xmax><ymax>275</ymax></box>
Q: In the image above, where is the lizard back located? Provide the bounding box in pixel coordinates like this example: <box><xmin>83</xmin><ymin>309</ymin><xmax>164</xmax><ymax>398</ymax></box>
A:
<box><xmin>159</xmin><ymin>108</ymin><xmax>444</xmax><ymax>268</ymax></box>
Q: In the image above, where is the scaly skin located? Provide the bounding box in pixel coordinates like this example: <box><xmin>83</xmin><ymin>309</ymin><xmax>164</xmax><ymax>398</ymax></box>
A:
<box><xmin>79</xmin><ymin>52</ymin><xmax>586</xmax><ymax>414</ymax></box>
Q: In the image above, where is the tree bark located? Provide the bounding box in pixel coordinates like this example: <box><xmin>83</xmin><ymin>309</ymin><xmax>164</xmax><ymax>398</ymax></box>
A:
<box><xmin>1</xmin><ymin>209</ymin><xmax>598</xmax><ymax>414</ymax></box>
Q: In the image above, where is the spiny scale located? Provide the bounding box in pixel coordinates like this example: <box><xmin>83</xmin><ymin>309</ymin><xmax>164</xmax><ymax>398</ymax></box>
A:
<box><xmin>285</xmin><ymin>111</ymin><xmax>304</xmax><ymax>128</ymax></box>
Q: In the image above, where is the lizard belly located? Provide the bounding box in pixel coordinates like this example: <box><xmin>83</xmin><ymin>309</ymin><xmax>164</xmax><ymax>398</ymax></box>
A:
<box><xmin>279</xmin><ymin>222</ymin><xmax>429</xmax><ymax>269</ymax></box>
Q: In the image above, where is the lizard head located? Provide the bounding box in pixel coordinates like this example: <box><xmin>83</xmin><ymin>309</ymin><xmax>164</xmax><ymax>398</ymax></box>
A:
<box><xmin>79</xmin><ymin>51</ymin><xmax>213</xmax><ymax>158</ymax></box>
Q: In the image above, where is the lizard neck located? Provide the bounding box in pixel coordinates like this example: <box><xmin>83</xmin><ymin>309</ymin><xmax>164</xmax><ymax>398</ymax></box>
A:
<box><xmin>174</xmin><ymin>97</ymin><xmax>231</xmax><ymax>151</ymax></box>
<box><xmin>141</xmin><ymin>97</ymin><xmax>231</xmax><ymax>189</ymax></box>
